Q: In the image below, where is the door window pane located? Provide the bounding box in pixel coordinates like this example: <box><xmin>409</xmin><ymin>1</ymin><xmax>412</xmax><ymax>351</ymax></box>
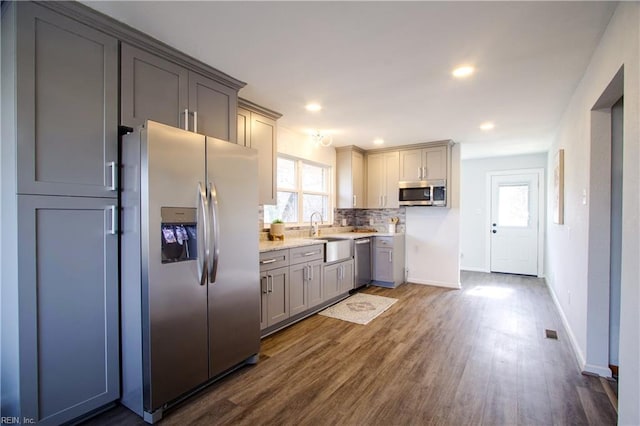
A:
<box><xmin>302</xmin><ymin>163</ymin><xmax>326</xmax><ymax>192</ymax></box>
<box><xmin>277</xmin><ymin>157</ymin><xmax>296</xmax><ymax>190</ymax></box>
<box><xmin>498</xmin><ymin>185</ymin><xmax>529</xmax><ymax>227</ymax></box>
<box><xmin>302</xmin><ymin>194</ymin><xmax>328</xmax><ymax>223</ymax></box>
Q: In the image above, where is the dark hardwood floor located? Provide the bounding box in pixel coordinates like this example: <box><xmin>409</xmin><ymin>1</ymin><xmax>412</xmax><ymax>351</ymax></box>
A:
<box><xmin>86</xmin><ymin>271</ymin><xmax>617</xmax><ymax>425</ymax></box>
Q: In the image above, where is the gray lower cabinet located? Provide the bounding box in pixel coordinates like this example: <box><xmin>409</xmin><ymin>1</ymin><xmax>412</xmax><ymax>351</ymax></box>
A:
<box><xmin>260</xmin><ymin>266</ymin><xmax>290</xmax><ymax>329</ymax></box>
<box><xmin>323</xmin><ymin>259</ymin><xmax>355</xmax><ymax>301</ymax></box>
<box><xmin>290</xmin><ymin>260</ymin><xmax>323</xmax><ymax>316</ymax></box>
<box><xmin>15</xmin><ymin>195</ymin><xmax>119</xmax><ymax>424</ymax></box>
<box><xmin>13</xmin><ymin>1</ymin><xmax>118</xmax><ymax>198</ymax></box>
<box><xmin>122</xmin><ymin>43</ymin><xmax>238</xmax><ymax>141</ymax></box>
<box><xmin>372</xmin><ymin>235</ymin><xmax>406</xmax><ymax>288</ymax></box>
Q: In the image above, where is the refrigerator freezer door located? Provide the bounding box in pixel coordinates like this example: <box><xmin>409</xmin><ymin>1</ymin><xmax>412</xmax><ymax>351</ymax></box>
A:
<box><xmin>206</xmin><ymin>137</ymin><xmax>261</xmax><ymax>377</ymax></box>
<box><xmin>143</xmin><ymin>122</ymin><xmax>209</xmax><ymax>411</ymax></box>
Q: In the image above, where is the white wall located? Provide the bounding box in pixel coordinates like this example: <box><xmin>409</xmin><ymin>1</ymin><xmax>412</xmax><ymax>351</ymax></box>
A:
<box><xmin>406</xmin><ymin>144</ymin><xmax>460</xmax><ymax>288</ymax></box>
<box><xmin>460</xmin><ymin>153</ymin><xmax>547</xmax><ymax>272</ymax></box>
<box><xmin>545</xmin><ymin>3</ymin><xmax>639</xmax><ymax>424</ymax></box>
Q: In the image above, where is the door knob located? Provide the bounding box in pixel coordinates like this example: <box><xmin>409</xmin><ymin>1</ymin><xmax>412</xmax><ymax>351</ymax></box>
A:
<box><xmin>492</xmin><ymin>230</ymin><xmax>497</xmax><ymax>234</ymax></box>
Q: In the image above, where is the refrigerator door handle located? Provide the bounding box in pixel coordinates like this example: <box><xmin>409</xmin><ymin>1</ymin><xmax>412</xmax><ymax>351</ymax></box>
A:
<box><xmin>197</xmin><ymin>182</ymin><xmax>209</xmax><ymax>286</ymax></box>
<box><xmin>208</xmin><ymin>180</ymin><xmax>221</xmax><ymax>283</ymax></box>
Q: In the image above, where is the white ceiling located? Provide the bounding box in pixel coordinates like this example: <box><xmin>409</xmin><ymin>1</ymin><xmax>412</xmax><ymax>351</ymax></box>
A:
<box><xmin>84</xmin><ymin>1</ymin><xmax>616</xmax><ymax>159</ymax></box>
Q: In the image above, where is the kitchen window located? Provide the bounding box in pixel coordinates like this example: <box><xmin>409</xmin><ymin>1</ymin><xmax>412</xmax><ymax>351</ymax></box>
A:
<box><xmin>264</xmin><ymin>156</ymin><xmax>331</xmax><ymax>226</ymax></box>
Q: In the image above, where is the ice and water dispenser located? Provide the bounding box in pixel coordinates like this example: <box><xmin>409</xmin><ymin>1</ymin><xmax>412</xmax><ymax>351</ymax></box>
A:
<box><xmin>160</xmin><ymin>207</ymin><xmax>198</xmax><ymax>263</ymax></box>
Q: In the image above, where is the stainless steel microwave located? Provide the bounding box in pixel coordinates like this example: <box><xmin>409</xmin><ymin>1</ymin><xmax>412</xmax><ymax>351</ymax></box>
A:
<box><xmin>398</xmin><ymin>180</ymin><xmax>447</xmax><ymax>206</ymax></box>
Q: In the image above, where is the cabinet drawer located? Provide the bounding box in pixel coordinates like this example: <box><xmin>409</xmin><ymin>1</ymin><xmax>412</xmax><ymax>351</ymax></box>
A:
<box><xmin>289</xmin><ymin>244</ymin><xmax>324</xmax><ymax>265</ymax></box>
<box><xmin>375</xmin><ymin>237</ymin><xmax>393</xmax><ymax>248</ymax></box>
<box><xmin>259</xmin><ymin>249</ymin><xmax>289</xmax><ymax>271</ymax></box>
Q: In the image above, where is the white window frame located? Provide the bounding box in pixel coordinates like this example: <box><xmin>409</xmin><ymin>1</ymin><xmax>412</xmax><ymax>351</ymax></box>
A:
<box><xmin>266</xmin><ymin>155</ymin><xmax>332</xmax><ymax>227</ymax></box>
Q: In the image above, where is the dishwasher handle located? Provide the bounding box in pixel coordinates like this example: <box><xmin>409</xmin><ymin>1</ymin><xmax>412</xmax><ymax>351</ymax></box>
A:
<box><xmin>355</xmin><ymin>239</ymin><xmax>371</xmax><ymax>245</ymax></box>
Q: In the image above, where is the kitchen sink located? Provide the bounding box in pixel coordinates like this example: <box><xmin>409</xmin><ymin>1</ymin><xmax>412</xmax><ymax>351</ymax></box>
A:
<box><xmin>311</xmin><ymin>237</ymin><xmax>352</xmax><ymax>263</ymax></box>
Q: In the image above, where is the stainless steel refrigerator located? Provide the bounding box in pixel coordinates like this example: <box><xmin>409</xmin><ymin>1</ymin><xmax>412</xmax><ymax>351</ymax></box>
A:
<box><xmin>120</xmin><ymin>121</ymin><xmax>260</xmax><ymax>423</ymax></box>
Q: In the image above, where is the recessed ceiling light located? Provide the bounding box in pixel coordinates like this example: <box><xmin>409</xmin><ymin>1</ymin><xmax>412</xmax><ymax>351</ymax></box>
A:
<box><xmin>305</xmin><ymin>103</ymin><xmax>322</xmax><ymax>112</ymax></box>
<box><xmin>452</xmin><ymin>66</ymin><xmax>474</xmax><ymax>78</ymax></box>
<box><xmin>373</xmin><ymin>138</ymin><xmax>385</xmax><ymax>145</ymax></box>
<box><xmin>480</xmin><ymin>122</ymin><xmax>495</xmax><ymax>130</ymax></box>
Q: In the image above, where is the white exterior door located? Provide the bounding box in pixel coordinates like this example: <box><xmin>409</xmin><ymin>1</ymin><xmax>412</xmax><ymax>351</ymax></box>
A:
<box><xmin>490</xmin><ymin>173</ymin><xmax>539</xmax><ymax>275</ymax></box>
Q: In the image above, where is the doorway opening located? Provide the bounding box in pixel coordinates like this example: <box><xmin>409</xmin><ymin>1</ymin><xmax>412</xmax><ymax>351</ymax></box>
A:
<box><xmin>584</xmin><ymin>66</ymin><xmax>623</xmax><ymax>379</ymax></box>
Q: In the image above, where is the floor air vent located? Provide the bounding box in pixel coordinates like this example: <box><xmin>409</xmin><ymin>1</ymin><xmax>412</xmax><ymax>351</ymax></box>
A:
<box><xmin>545</xmin><ymin>329</ymin><xmax>559</xmax><ymax>340</ymax></box>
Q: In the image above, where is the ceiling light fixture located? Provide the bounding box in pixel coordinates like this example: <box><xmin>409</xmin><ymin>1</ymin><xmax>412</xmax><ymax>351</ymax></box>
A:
<box><xmin>311</xmin><ymin>130</ymin><xmax>332</xmax><ymax>147</ymax></box>
<box><xmin>452</xmin><ymin>66</ymin><xmax>474</xmax><ymax>78</ymax></box>
<box><xmin>480</xmin><ymin>122</ymin><xmax>495</xmax><ymax>130</ymax></box>
<box><xmin>373</xmin><ymin>138</ymin><xmax>385</xmax><ymax>145</ymax></box>
<box><xmin>305</xmin><ymin>103</ymin><xmax>322</xmax><ymax>112</ymax></box>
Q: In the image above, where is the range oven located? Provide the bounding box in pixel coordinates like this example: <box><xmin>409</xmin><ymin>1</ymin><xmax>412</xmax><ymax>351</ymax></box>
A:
<box><xmin>398</xmin><ymin>180</ymin><xmax>446</xmax><ymax>206</ymax></box>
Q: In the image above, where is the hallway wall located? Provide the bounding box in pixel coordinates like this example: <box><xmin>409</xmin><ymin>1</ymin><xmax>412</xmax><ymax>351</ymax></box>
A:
<box><xmin>545</xmin><ymin>3</ymin><xmax>640</xmax><ymax>424</ymax></box>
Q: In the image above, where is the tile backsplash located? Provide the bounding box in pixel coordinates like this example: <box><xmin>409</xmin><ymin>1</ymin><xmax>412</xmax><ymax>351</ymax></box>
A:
<box><xmin>258</xmin><ymin>207</ymin><xmax>406</xmax><ymax>238</ymax></box>
<box><xmin>335</xmin><ymin>208</ymin><xmax>406</xmax><ymax>233</ymax></box>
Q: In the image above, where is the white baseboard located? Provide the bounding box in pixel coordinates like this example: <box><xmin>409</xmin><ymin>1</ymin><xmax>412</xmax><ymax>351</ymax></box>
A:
<box><xmin>407</xmin><ymin>277</ymin><xmax>461</xmax><ymax>289</ymax></box>
<box><xmin>583</xmin><ymin>363</ymin><xmax>613</xmax><ymax>378</ymax></box>
<box><xmin>545</xmin><ymin>278</ymin><xmax>587</xmax><ymax>371</ymax></box>
<box><xmin>460</xmin><ymin>266</ymin><xmax>489</xmax><ymax>273</ymax></box>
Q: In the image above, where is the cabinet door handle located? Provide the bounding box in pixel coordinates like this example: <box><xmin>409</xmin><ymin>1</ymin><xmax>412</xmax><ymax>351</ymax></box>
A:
<box><xmin>261</xmin><ymin>275</ymin><xmax>268</xmax><ymax>294</ymax></box>
<box><xmin>184</xmin><ymin>108</ymin><xmax>189</xmax><ymax>131</ymax></box>
<box><xmin>303</xmin><ymin>266</ymin><xmax>307</xmax><ymax>281</ymax></box>
<box><xmin>194</xmin><ymin>111</ymin><xmax>198</xmax><ymax>133</ymax></box>
<box><xmin>106</xmin><ymin>205</ymin><xmax>117</xmax><ymax>235</ymax></box>
<box><xmin>389</xmin><ymin>251</ymin><xmax>393</xmax><ymax>263</ymax></box>
<box><xmin>267</xmin><ymin>274</ymin><xmax>273</xmax><ymax>293</ymax></box>
<box><xmin>303</xmin><ymin>251</ymin><xmax>316</xmax><ymax>257</ymax></box>
<box><xmin>418</xmin><ymin>167</ymin><xmax>422</xmax><ymax>180</ymax></box>
<box><xmin>107</xmin><ymin>161</ymin><xmax>117</xmax><ymax>191</ymax></box>
<box><xmin>353</xmin><ymin>195</ymin><xmax>357</xmax><ymax>207</ymax></box>
<box><xmin>309</xmin><ymin>265</ymin><xmax>314</xmax><ymax>281</ymax></box>
<box><xmin>260</xmin><ymin>258</ymin><xmax>277</xmax><ymax>265</ymax></box>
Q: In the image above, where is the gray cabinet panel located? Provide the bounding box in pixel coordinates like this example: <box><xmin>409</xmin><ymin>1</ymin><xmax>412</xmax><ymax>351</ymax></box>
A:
<box><xmin>17</xmin><ymin>195</ymin><xmax>118</xmax><ymax>424</ymax></box>
<box><xmin>237</xmin><ymin>107</ymin><xmax>251</xmax><ymax>147</ymax></box>
<box><xmin>263</xmin><ymin>266</ymin><xmax>289</xmax><ymax>328</ymax></box>
<box><xmin>308</xmin><ymin>261</ymin><xmax>323</xmax><ymax>307</ymax></box>
<box><xmin>189</xmin><ymin>71</ymin><xmax>236</xmax><ymax>141</ymax></box>
<box><xmin>251</xmin><ymin>114</ymin><xmax>277</xmax><ymax>205</ymax></box>
<box><xmin>323</xmin><ymin>263</ymin><xmax>341</xmax><ymax>301</ymax></box>
<box><xmin>339</xmin><ymin>259</ymin><xmax>355</xmax><ymax>293</ymax></box>
<box><xmin>289</xmin><ymin>263</ymin><xmax>308</xmax><ymax>316</ymax></box>
<box><xmin>121</xmin><ymin>43</ymin><xmax>188</xmax><ymax>130</ymax></box>
<box><xmin>16</xmin><ymin>3</ymin><xmax>118</xmax><ymax>198</ymax></box>
<box><xmin>374</xmin><ymin>247</ymin><xmax>394</xmax><ymax>282</ymax></box>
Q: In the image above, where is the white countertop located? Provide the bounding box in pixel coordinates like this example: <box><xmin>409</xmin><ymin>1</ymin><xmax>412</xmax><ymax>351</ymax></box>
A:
<box><xmin>259</xmin><ymin>232</ymin><xmax>404</xmax><ymax>253</ymax></box>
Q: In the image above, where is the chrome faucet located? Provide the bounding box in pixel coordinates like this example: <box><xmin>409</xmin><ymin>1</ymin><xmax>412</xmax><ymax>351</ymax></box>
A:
<box><xmin>310</xmin><ymin>211</ymin><xmax>323</xmax><ymax>237</ymax></box>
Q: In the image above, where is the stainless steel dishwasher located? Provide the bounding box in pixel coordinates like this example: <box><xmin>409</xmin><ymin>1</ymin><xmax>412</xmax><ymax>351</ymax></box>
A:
<box><xmin>354</xmin><ymin>238</ymin><xmax>372</xmax><ymax>288</ymax></box>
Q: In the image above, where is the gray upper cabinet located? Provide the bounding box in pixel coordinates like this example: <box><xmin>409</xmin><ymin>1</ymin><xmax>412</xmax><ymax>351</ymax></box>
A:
<box><xmin>121</xmin><ymin>43</ymin><xmax>189</xmax><ymax>130</ymax></box>
<box><xmin>336</xmin><ymin>146</ymin><xmax>365</xmax><ymax>208</ymax></box>
<box><xmin>366</xmin><ymin>151</ymin><xmax>399</xmax><ymax>209</ymax></box>
<box><xmin>237</xmin><ymin>99</ymin><xmax>282</xmax><ymax>205</ymax></box>
<box><xmin>399</xmin><ymin>144</ymin><xmax>448</xmax><ymax>182</ymax></box>
<box><xmin>16</xmin><ymin>2</ymin><xmax>118</xmax><ymax>198</ymax></box>
<box><xmin>122</xmin><ymin>44</ymin><xmax>239</xmax><ymax>141</ymax></box>
<box><xmin>189</xmin><ymin>71</ymin><xmax>237</xmax><ymax>141</ymax></box>
<box><xmin>17</xmin><ymin>194</ymin><xmax>119</xmax><ymax>425</ymax></box>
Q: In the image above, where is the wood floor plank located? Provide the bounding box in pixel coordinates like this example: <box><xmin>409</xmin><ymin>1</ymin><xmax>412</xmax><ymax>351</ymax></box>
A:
<box><xmin>85</xmin><ymin>271</ymin><xmax>617</xmax><ymax>426</ymax></box>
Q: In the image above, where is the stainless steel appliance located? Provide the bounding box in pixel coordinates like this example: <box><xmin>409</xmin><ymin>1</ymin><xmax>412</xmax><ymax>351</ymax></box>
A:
<box><xmin>354</xmin><ymin>238</ymin><xmax>372</xmax><ymax>288</ymax></box>
<box><xmin>399</xmin><ymin>179</ymin><xmax>447</xmax><ymax>206</ymax></box>
<box><xmin>120</xmin><ymin>121</ymin><xmax>260</xmax><ymax>423</ymax></box>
